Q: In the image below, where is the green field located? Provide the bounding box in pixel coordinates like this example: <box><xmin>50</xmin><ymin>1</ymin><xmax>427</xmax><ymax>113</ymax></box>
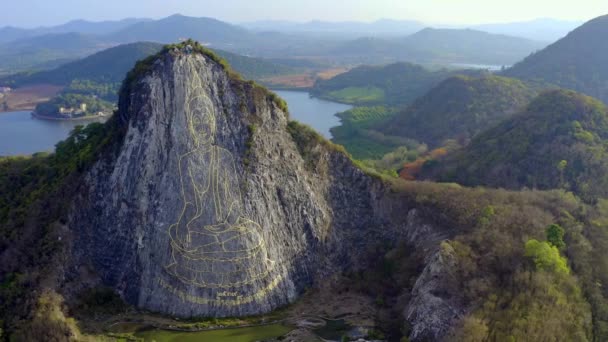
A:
<box><xmin>331</xmin><ymin>106</ymin><xmax>406</xmax><ymax>159</ymax></box>
<box><xmin>133</xmin><ymin>324</ymin><xmax>292</xmax><ymax>342</ymax></box>
<box><xmin>326</xmin><ymin>86</ymin><xmax>385</xmax><ymax>104</ymax></box>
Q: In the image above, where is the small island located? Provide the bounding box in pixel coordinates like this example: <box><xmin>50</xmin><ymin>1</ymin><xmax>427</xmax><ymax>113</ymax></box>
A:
<box><xmin>33</xmin><ymin>93</ymin><xmax>114</xmax><ymax>120</ymax></box>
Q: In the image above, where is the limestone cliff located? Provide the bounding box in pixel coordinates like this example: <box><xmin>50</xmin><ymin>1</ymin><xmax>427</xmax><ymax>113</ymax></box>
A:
<box><xmin>65</xmin><ymin>43</ymin><xmax>459</xmax><ymax>340</ymax></box>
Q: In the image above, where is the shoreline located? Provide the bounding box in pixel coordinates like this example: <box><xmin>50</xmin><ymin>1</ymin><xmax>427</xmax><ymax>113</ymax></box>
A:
<box><xmin>0</xmin><ymin>106</ymin><xmax>35</xmax><ymax>114</ymax></box>
<box><xmin>30</xmin><ymin>111</ymin><xmax>106</xmax><ymax>122</ymax></box>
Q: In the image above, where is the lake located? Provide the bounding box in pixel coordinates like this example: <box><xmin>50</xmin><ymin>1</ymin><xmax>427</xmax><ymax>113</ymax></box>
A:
<box><xmin>273</xmin><ymin>90</ymin><xmax>352</xmax><ymax>138</ymax></box>
<box><xmin>0</xmin><ymin>92</ymin><xmax>349</xmax><ymax>156</ymax></box>
<box><xmin>450</xmin><ymin>63</ymin><xmax>508</xmax><ymax>71</ymax></box>
<box><xmin>0</xmin><ymin>111</ymin><xmax>104</xmax><ymax>156</ymax></box>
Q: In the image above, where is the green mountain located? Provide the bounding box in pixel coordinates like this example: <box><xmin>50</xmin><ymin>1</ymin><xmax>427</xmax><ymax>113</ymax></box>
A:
<box><xmin>504</xmin><ymin>15</ymin><xmax>608</xmax><ymax>103</ymax></box>
<box><xmin>3</xmin><ymin>42</ymin><xmax>163</xmax><ymax>86</ymax></box>
<box><xmin>330</xmin><ymin>28</ymin><xmax>547</xmax><ymax>66</ymax></box>
<box><xmin>311</xmin><ymin>62</ymin><xmax>456</xmax><ymax>106</ymax></box>
<box><xmin>380</xmin><ymin>75</ymin><xmax>535</xmax><ymax>147</ymax></box>
<box><xmin>0</xmin><ymin>18</ymin><xmax>150</xmax><ymax>44</ymax></box>
<box><xmin>106</xmin><ymin>14</ymin><xmax>254</xmax><ymax>45</ymax></box>
<box><xmin>402</xmin><ymin>28</ymin><xmax>546</xmax><ymax>65</ymax></box>
<box><xmin>1</xmin><ymin>42</ymin><xmax>296</xmax><ymax>101</ymax></box>
<box><xmin>0</xmin><ymin>32</ymin><xmax>105</xmax><ymax>73</ymax></box>
<box><xmin>431</xmin><ymin>90</ymin><xmax>608</xmax><ymax>201</ymax></box>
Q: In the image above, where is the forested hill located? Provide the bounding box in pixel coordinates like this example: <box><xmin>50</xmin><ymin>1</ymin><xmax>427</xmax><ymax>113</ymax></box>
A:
<box><xmin>310</xmin><ymin>62</ymin><xmax>460</xmax><ymax>106</ymax></box>
<box><xmin>403</xmin><ymin>28</ymin><xmax>545</xmax><ymax>65</ymax></box>
<box><xmin>430</xmin><ymin>89</ymin><xmax>608</xmax><ymax>201</ymax></box>
<box><xmin>1</xmin><ymin>42</ymin><xmax>296</xmax><ymax>88</ymax></box>
<box><xmin>106</xmin><ymin>14</ymin><xmax>253</xmax><ymax>45</ymax></box>
<box><xmin>2</xmin><ymin>42</ymin><xmax>163</xmax><ymax>86</ymax></box>
<box><xmin>504</xmin><ymin>14</ymin><xmax>608</xmax><ymax>103</ymax></box>
<box><xmin>378</xmin><ymin>75</ymin><xmax>534</xmax><ymax>147</ymax></box>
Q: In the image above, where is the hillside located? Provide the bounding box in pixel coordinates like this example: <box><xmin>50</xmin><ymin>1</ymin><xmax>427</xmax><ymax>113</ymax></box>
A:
<box><xmin>4</xmin><ymin>42</ymin><xmax>608</xmax><ymax>342</ymax></box>
<box><xmin>431</xmin><ymin>90</ymin><xmax>608</xmax><ymax>201</ymax></box>
<box><xmin>330</xmin><ymin>28</ymin><xmax>547</xmax><ymax>66</ymax></box>
<box><xmin>243</xmin><ymin>18</ymin><xmax>425</xmax><ymax>37</ymax></box>
<box><xmin>380</xmin><ymin>75</ymin><xmax>535</xmax><ymax>147</ymax></box>
<box><xmin>0</xmin><ymin>18</ymin><xmax>149</xmax><ymax>44</ymax></box>
<box><xmin>1</xmin><ymin>42</ymin><xmax>297</xmax><ymax>101</ymax></box>
<box><xmin>311</xmin><ymin>62</ymin><xmax>455</xmax><ymax>106</ymax></box>
<box><xmin>106</xmin><ymin>14</ymin><xmax>254</xmax><ymax>45</ymax></box>
<box><xmin>4</xmin><ymin>42</ymin><xmax>163</xmax><ymax>86</ymax></box>
<box><xmin>504</xmin><ymin>15</ymin><xmax>608</xmax><ymax>103</ymax></box>
<box><xmin>473</xmin><ymin>18</ymin><xmax>581</xmax><ymax>42</ymax></box>
<box><xmin>0</xmin><ymin>15</ymin><xmax>310</xmax><ymax>73</ymax></box>
<box><xmin>0</xmin><ymin>32</ymin><xmax>107</xmax><ymax>73</ymax></box>
<box><xmin>402</xmin><ymin>28</ymin><xmax>546</xmax><ymax>65</ymax></box>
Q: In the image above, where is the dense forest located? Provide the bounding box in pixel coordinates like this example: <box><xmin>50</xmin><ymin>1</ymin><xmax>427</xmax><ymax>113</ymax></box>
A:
<box><xmin>2</xmin><ymin>42</ymin><xmax>163</xmax><ymax>87</ymax></box>
<box><xmin>0</xmin><ymin>42</ymin><xmax>299</xmax><ymax>101</ymax></box>
<box><xmin>380</xmin><ymin>75</ymin><xmax>535</xmax><ymax>147</ymax></box>
<box><xmin>429</xmin><ymin>90</ymin><xmax>608</xmax><ymax>202</ymax></box>
<box><xmin>504</xmin><ymin>14</ymin><xmax>608</xmax><ymax>103</ymax></box>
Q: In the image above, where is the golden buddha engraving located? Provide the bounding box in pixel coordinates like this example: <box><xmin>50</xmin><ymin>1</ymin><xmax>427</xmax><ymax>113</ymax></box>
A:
<box><xmin>165</xmin><ymin>59</ymin><xmax>275</xmax><ymax>291</ymax></box>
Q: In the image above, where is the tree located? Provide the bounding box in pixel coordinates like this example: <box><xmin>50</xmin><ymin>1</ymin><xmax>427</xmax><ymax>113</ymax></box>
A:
<box><xmin>557</xmin><ymin>160</ymin><xmax>568</xmax><ymax>186</ymax></box>
<box><xmin>546</xmin><ymin>224</ymin><xmax>566</xmax><ymax>250</ymax></box>
<box><xmin>524</xmin><ymin>239</ymin><xmax>569</xmax><ymax>275</ymax></box>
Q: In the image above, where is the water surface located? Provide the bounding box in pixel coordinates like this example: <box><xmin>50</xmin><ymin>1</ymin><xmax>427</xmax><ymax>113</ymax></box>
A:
<box><xmin>273</xmin><ymin>90</ymin><xmax>352</xmax><ymax>139</ymax></box>
<box><xmin>0</xmin><ymin>111</ymin><xmax>102</xmax><ymax>156</ymax></box>
<box><xmin>0</xmin><ymin>92</ymin><xmax>348</xmax><ymax>156</ymax></box>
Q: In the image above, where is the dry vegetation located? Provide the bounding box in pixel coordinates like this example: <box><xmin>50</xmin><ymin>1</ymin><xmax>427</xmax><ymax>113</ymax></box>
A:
<box><xmin>1</xmin><ymin>84</ymin><xmax>63</xmax><ymax>112</ymax></box>
<box><xmin>261</xmin><ymin>67</ymin><xmax>350</xmax><ymax>89</ymax></box>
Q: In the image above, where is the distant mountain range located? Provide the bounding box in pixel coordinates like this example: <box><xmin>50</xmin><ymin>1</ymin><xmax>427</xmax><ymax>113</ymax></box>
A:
<box><xmin>106</xmin><ymin>14</ymin><xmax>254</xmax><ymax>46</ymax></box>
<box><xmin>471</xmin><ymin>18</ymin><xmax>582</xmax><ymax>42</ymax></box>
<box><xmin>243</xmin><ymin>17</ymin><xmax>580</xmax><ymax>42</ymax></box>
<box><xmin>242</xmin><ymin>19</ymin><xmax>425</xmax><ymax>37</ymax></box>
<box><xmin>0</xmin><ymin>33</ymin><xmax>113</xmax><ymax>73</ymax></box>
<box><xmin>0</xmin><ymin>18</ymin><xmax>150</xmax><ymax>44</ymax></box>
<box><xmin>0</xmin><ymin>14</ymin><xmax>571</xmax><ymax>74</ymax></box>
<box><xmin>0</xmin><ymin>42</ymin><xmax>299</xmax><ymax>95</ymax></box>
<box><xmin>331</xmin><ymin>28</ymin><xmax>546</xmax><ymax>66</ymax></box>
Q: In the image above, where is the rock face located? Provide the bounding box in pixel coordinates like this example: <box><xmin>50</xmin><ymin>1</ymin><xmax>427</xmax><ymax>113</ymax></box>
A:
<box><xmin>67</xmin><ymin>46</ymin><xmax>460</xmax><ymax>339</ymax></box>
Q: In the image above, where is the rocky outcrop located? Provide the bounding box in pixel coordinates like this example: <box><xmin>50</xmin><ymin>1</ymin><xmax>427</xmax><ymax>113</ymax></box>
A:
<box><xmin>66</xmin><ymin>44</ymin><xmax>462</xmax><ymax>340</ymax></box>
<box><xmin>406</xmin><ymin>242</ymin><xmax>465</xmax><ymax>341</ymax></box>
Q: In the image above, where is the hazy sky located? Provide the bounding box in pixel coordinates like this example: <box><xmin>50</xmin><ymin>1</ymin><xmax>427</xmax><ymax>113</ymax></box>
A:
<box><xmin>2</xmin><ymin>0</ymin><xmax>608</xmax><ymax>27</ymax></box>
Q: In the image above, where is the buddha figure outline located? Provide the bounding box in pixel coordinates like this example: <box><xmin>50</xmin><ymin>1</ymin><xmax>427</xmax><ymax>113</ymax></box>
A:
<box><xmin>165</xmin><ymin>60</ymin><xmax>275</xmax><ymax>289</ymax></box>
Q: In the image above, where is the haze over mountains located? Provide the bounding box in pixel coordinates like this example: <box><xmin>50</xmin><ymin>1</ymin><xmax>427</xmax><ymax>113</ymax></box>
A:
<box><xmin>0</xmin><ymin>18</ymin><xmax>150</xmax><ymax>44</ymax></box>
<box><xmin>244</xmin><ymin>17</ymin><xmax>581</xmax><ymax>41</ymax></box>
<box><xmin>0</xmin><ymin>13</ymin><xmax>567</xmax><ymax>74</ymax></box>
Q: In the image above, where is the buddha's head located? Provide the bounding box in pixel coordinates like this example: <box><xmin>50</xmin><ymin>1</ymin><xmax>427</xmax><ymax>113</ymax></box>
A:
<box><xmin>186</xmin><ymin>93</ymin><xmax>216</xmax><ymax>147</ymax></box>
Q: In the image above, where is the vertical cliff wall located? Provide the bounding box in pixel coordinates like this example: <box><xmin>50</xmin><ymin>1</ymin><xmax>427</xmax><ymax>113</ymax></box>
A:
<box><xmin>66</xmin><ymin>44</ymin><xmax>458</xmax><ymax>340</ymax></box>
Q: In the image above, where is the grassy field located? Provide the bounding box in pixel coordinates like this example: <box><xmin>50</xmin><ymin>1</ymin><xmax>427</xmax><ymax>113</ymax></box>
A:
<box><xmin>132</xmin><ymin>324</ymin><xmax>292</xmax><ymax>342</ymax></box>
<box><xmin>326</xmin><ymin>86</ymin><xmax>385</xmax><ymax>104</ymax></box>
<box><xmin>331</xmin><ymin>106</ymin><xmax>406</xmax><ymax>160</ymax></box>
